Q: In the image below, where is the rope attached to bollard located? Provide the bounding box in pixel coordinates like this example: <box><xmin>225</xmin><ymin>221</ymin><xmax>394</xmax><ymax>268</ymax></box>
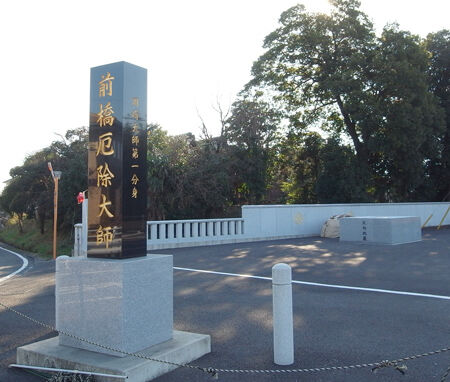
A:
<box><xmin>2</xmin><ymin>299</ymin><xmax>450</xmax><ymax>380</ymax></box>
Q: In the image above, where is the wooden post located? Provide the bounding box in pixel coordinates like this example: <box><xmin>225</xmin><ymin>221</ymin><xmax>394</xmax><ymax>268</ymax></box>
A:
<box><xmin>437</xmin><ymin>206</ymin><xmax>450</xmax><ymax>230</ymax></box>
<box><xmin>421</xmin><ymin>214</ymin><xmax>433</xmax><ymax>229</ymax></box>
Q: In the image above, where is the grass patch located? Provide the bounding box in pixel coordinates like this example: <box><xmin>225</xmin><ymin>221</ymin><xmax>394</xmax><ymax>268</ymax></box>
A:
<box><xmin>0</xmin><ymin>218</ymin><xmax>73</xmax><ymax>259</ymax></box>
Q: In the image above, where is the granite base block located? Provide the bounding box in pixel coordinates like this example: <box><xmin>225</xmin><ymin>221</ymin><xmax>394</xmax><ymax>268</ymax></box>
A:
<box><xmin>340</xmin><ymin>216</ymin><xmax>422</xmax><ymax>245</ymax></box>
<box><xmin>56</xmin><ymin>255</ymin><xmax>173</xmax><ymax>356</ymax></box>
<box><xmin>16</xmin><ymin>331</ymin><xmax>211</xmax><ymax>382</ymax></box>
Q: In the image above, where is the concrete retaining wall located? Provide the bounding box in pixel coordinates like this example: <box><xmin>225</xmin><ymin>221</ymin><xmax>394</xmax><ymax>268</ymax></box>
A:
<box><xmin>242</xmin><ymin>202</ymin><xmax>450</xmax><ymax>240</ymax></box>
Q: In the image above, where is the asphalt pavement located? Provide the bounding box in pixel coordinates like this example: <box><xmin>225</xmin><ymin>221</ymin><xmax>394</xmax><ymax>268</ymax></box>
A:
<box><xmin>1</xmin><ymin>228</ymin><xmax>450</xmax><ymax>382</ymax></box>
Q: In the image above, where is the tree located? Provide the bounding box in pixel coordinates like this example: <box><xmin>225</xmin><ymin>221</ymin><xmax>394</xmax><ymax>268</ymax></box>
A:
<box><xmin>273</xmin><ymin>132</ymin><xmax>323</xmax><ymax>204</ymax></box>
<box><xmin>51</xmin><ymin>127</ymin><xmax>88</xmax><ymax>228</ymax></box>
<box><xmin>364</xmin><ymin>26</ymin><xmax>444</xmax><ymax>201</ymax></box>
<box><xmin>246</xmin><ymin>0</ymin><xmax>445</xmax><ymax>201</ymax></box>
<box><xmin>0</xmin><ymin>177</ymin><xmax>29</xmax><ymax>232</ymax></box>
<box><xmin>146</xmin><ymin>124</ymin><xmax>196</xmax><ymax>219</ymax></box>
<box><xmin>0</xmin><ymin>127</ymin><xmax>88</xmax><ymax>234</ymax></box>
<box><xmin>7</xmin><ymin>149</ymin><xmax>54</xmax><ymax>233</ymax></box>
<box><xmin>183</xmin><ymin>139</ymin><xmax>234</xmax><ymax>218</ymax></box>
<box><xmin>146</xmin><ymin>124</ymin><xmax>234</xmax><ymax>219</ymax></box>
<box><xmin>316</xmin><ymin>138</ymin><xmax>368</xmax><ymax>203</ymax></box>
<box><xmin>425</xmin><ymin>30</ymin><xmax>450</xmax><ymax>200</ymax></box>
<box><xmin>248</xmin><ymin>0</ymin><xmax>376</xmax><ymax>159</ymax></box>
<box><xmin>224</xmin><ymin>97</ymin><xmax>280</xmax><ymax>204</ymax></box>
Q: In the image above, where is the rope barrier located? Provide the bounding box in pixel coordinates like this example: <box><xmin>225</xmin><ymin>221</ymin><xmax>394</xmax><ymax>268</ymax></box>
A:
<box><xmin>2</xmin><ymin>299</ymin><xmax>450</xmax><ymax>380</ymax></box>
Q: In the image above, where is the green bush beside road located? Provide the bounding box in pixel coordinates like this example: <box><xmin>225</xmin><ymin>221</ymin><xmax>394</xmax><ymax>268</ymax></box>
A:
<box><xmin>0</xmin><ymin>218</ymin><xmax>72</xmax><ymax>259</ymax></box>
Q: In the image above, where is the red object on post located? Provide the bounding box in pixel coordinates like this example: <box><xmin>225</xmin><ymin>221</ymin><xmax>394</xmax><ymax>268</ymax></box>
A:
<box><xmin>77</xmin><ymin>192</ymin><xmax>85</xmax><ymax>204</ymax></box>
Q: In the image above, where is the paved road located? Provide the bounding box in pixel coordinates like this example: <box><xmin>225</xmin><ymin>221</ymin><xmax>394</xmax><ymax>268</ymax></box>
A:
<box><xmin>0</xmin><ymin>246</ymin><xmax>26</xmax><ymax>281</ymax></box>
<box><xmin>1</xmin><ymin>228</ymin><xmax>450</xmax><ymax>381</ymax></box>
<box><xmin>0</xmin><ymin>243</ymin><xmax>56</xmax><ymax>382</ymax></box>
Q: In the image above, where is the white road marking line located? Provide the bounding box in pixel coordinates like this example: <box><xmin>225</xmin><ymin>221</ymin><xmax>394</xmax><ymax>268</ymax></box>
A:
<box><xmin>0</xmin><ymin>246</ymin><xmax>29</xmax><ymax>285</ymax></box>
<box><xmin>174</xmin><ymin>266</ymin><xmax>450</xmax><ymax>301</ymax></box>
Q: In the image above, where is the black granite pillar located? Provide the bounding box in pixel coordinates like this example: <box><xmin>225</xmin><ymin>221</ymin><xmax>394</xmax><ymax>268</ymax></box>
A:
<box><xmin>87</xmin><ymin>61</ymin><xmax>147</xmax><ymax>259</ymax></box>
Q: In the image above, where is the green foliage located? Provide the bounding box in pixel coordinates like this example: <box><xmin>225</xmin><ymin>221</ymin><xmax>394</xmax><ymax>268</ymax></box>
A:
<box><xmin>0</xmin><ymin>178</ymin><xmax>29</xmax><ymax>232</ymax></box>
<box><xmin>1</xmin><ymin>127</ymin><xmax>88</xmax><ymax>233</ymax></box>
<box><xmin>274</xmin><ymin>132</ymin><xmax>323</xmax><ymax>204</ymax></box>
<box><xmin>183</xmin><ymin>139</ymin><xmax>233</xmax><ymax>217</ymax></box>
<box><xmin>56</xmin><ymin>128</ymin><xmax>89</xmax><ymax>227</ymax></box>
<box><xmin>246</xmin><ymin>0</ymin><xmax>446</xmax><ymax>201</ymax></box>
<box><xmin>224</xmin><ymin>97</ymin><xmax>281</xmax><ymax>204</ymax></box>
<box><xmin>0</xmin><ymin>218</ymin><xmax>72</xmax><ymax>258</ymax></box>
<box><xmin>316</xmin><ymin>138</ymin><xmax>368</xmax><ymax>203</ymax></box>
<box><xmin>424</xmin><ymin>30</ymin><xmax>450</xmax><ymax>200</ymax></box>
<box><xmin>271</xmin><ymin>134</ymin><xmax>367</xmax><ymax>204</ymax></box>
<box><xmin>147</xmin><ymin>124</ymin><xmax>234</xmax><ymax>219</ymax></box>
<box><xmin>364</xmin><ymin>26</ymin><xmax>444</xmax><ymax>201</ymax></box>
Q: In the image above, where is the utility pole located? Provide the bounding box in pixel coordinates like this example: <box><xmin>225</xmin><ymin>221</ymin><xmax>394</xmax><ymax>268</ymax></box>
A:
<box><xmin>48</xmin><ymin>162</ymin><xmax>62</xmax><ymax>260</ymax></box>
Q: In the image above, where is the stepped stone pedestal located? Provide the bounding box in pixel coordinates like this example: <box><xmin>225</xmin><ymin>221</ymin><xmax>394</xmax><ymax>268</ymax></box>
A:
<box><xmin>16</xmin><ymin>255</ymin><xmax>211</xmax><ymax>381</ymax></box>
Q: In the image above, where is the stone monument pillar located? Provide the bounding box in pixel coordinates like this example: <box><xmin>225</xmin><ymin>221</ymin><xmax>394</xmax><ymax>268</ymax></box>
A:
<box><xmin>16</xmin><ymin>62</ymin><xmax>210</xmax><ymax>382</ymax></box>
<box><xmin>56</xmin><ymin>61</ymin><xmax>174</xmax><ymax>356</ymax></box>
<box><xmin>87</xmin><ymin>61</ymin><xmax>148</xmax><ymax>260</ymax></box>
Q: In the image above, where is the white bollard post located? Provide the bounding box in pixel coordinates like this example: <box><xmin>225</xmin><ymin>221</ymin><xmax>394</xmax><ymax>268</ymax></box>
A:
<box><xmin>272</xmin><ymin>263</ymin><xmax>294</xmax><ymax>365</ymax></box>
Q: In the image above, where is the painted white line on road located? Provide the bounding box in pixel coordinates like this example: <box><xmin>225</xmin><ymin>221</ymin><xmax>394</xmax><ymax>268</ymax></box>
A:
<box><xmin>0</xmin><ymin>246</ymin><xmax>29</xmax><ymax>285</ymax></box>
<box><xmin>174</xmin><ymin>266</ymin><xmax>450</xmax><ymax>301</ymax></box>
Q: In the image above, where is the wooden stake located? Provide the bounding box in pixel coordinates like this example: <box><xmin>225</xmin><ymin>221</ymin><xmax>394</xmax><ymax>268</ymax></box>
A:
<box><xmin>437</xmin><ymin>206</ymin><xmax>450</xmax><ymax>230</ymax></box>
<box><xmin>421</xmin><ymin>214</ymin><xmax>433</xmax><ymax>229</ymax></box>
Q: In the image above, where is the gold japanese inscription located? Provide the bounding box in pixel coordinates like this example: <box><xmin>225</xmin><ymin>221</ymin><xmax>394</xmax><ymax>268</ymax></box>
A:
<box><xmin>97</xmin><ymin>102</ymin><xmax>115</xmax><ymax>127</ymax></box>
<box><xmin>99</xmin><ymin>72</ymin><xmax>115</xmax><ymax>97</ymax></box>
<box><xmin>131</xmin><ymin>135</ymin><xmax>139</xmax><ymax>146</ymax></box>
<box><xmin>98</xmin><ymin>194</ymin><xmax>114</xmax><ymax>218</ymax></box>
<box><xmin>131</xmin><ymin>110</ymin><xmax>139</xmax><ymax>120</ymax></box>
<box><xmin>96</xmin><ymin>132</ymin><xmax>114</xmax><ymax>156</ymax></box>
<box><xmin>96</xmin><ymin>225</ymin><xmax>114</xmax><ymax>248</ymax></box>
<box><xmin>131</xmin><ymin>174</ymin><xmax>139</xmax><ymax>185</ymax></box>
<box><xmin>129</xmin><ymin>96</ymin><xmax>141</xmax><ymax>201</ymax></box>
<box><xmin>97</xmin><ymin>163</ymin><xmax>115</xmax><ymax>187</ymax></box>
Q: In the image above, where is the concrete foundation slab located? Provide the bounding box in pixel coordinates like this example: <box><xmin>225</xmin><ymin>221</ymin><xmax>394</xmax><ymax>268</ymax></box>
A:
<box><xmin>340</xmin><ymin>216</ymin><xmax>421</xmax><ymax>245</ymax></box>
<box><xmin>16</xmin><ymin>331</ymin><xmax>211</xmax><ymax>382</ymax></box>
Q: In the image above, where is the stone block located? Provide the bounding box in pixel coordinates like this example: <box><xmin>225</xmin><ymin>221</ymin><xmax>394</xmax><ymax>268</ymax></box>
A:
<box><xmin>56</xmin><ymin>255</ymin><xmax>173</xmax><ymax>356</ymax></box>
<box><xmin>340</xmin><ymin>216</ymin><xmax>421</xmax><ymax>245</ymax></box>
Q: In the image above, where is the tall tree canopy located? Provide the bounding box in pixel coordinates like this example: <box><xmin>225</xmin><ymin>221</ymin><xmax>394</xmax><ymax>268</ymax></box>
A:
<box><xmin>247</xmin><ymin>0</ymin><xmax>445</xmax><ymax>201</ymax></box>
<box><xmin>224</xmin><ymin>98</ymin><xmax>280</xmax><ymax>204</ymax></box>
<box><xmin>425</xmin><ymin>30</ymin><xmax>450</xmax><ymax>200</ymax></box>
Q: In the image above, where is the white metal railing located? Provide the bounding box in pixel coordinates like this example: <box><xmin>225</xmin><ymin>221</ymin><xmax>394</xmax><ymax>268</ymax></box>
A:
<box><xmin>147</xmin><ymin>218</ymin><xmax>245</xmax><ymax>249</ymax></box>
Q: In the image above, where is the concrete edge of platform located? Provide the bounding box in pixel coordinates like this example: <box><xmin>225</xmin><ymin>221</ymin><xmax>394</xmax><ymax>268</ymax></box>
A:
<box><xmin>16</xmin><ymin>330</ymin><xmax>211</xmax><ymax>382</ymax></box>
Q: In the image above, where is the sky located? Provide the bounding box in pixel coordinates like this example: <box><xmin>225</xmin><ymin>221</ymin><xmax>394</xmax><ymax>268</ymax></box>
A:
<box><xmin>0</xmin><ymin>0</ymin><xmax>448</xmax><ymax>190</ymax></box>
